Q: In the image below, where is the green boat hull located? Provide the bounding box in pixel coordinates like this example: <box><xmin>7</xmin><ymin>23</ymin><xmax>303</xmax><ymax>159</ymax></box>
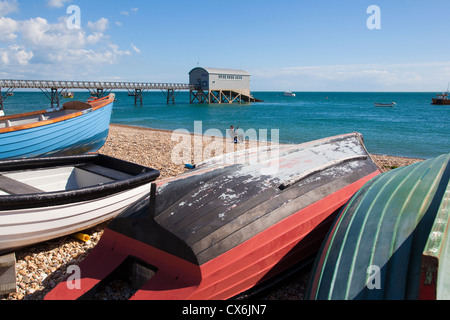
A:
<box><xmin>307</xmin><ymin>154</ymin><xmax>450</xmax><ymax>300</ymax></box>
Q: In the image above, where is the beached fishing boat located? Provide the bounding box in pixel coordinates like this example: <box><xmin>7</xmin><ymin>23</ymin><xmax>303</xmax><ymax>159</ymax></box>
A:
<box><xmin>307</xmin><ymin>153</ymin><xmax>450</xmax><ymax>300</ymax></box>
<box><xmin>0</xmin><ymin>154</ymin><xmax>160</xmax><ymax>254</ymax></box>
<box><xmin>46</xmin><ymin>132</ymin><xmax>380</xmax><ymax>300</ymax></box>
<box><xmin>0</xmin><ymin>94</ymin><xmax>115</xmax><ymax>159</ymax></box>
<box><xmin>374</xmin><ymin>102</ymin><xmax>396</xmax><ymax>107</ymax></box>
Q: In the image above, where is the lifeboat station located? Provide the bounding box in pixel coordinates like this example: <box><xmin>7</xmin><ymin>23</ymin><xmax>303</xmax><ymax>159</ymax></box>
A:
<box><xmin>188</xmin><ymin>67</ymin><xmax>262</xmax><ymax>104</ymax></box>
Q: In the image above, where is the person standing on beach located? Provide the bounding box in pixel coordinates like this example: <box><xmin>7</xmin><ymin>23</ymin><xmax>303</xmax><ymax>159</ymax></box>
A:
<box><xmin>230</xmin><ymin>125</ymin><xmax>238</xmax><ymax>144</ymax></box>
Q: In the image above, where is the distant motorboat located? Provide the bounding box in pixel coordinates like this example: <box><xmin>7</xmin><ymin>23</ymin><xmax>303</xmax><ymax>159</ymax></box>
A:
<box><xmin>284</xmin><ymin>91</ymin><xmax>296</xmax><ymax>97</ymax></box>
<box><xmin>62</xmin><ymin>92</ymin><xmax>74</xmax><ymax>99</ymax></box>
<box><xmin>375</xmin><ymin>102</ymin><xmax>396</xmax><ymax>108</ymax></box>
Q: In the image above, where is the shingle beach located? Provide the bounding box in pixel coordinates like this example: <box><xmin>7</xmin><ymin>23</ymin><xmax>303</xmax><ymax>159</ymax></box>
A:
<box><xmin>2</xmin><ymin>124</ymin><xmax>424</xmax><ymax>300</ymax></box>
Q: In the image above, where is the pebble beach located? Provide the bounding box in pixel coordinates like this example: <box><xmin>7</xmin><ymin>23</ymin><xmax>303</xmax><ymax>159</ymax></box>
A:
<box><xmin>2</xmin><ymin>124</ymin><xmax>424</xmax><ymax>301</ymax></box>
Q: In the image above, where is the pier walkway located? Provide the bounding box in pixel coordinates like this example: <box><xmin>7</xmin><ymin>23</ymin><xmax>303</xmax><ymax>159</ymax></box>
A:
<box><xmin>0</xmin><ymin>79</ymin><xmax>194</xmax><ymax>108</ymax></box>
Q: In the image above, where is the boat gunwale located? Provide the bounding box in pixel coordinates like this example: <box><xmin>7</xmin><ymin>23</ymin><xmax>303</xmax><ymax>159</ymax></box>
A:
<box><xmin>0</xmin><ymin>94</ymin><xmax>114</xmax><ymax>134</ymax></box>
<box><xmin>0</xmin><ymin>154</ymin><xmax>160</xmax><ymax>210</ymax></box>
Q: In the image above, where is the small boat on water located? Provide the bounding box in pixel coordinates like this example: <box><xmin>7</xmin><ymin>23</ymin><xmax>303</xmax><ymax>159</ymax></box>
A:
<box><xmin>431</xmin><ymin>92</ymin><xmax>450</xmax><ymax>105</ymax></box>
<box><xmin>62</xmin><ymin>92</ymin><xmax>74</xmax><ymax>99</ymax></box>
<box><xmin>46</xmin><ymin>132</ymin><xmax>380</xmax><ymax>300</ymax></box>
<box><xmin>0</xmin><ymin>94</ymin><xmax>115</xmax><ymax>160</ymax></box>
<box><xmin>0</xmin><ymin>154</ymin><xmax>160</xmax><ymax>254</ymax></box>
<box><xmin>307</xmin><ymin>153</ymin><xmax>450</xmax><ymax>300</ymax></box>
<box><xmin>374</xmin><ymin>102</ymin><xmax>396</xmax><ymax>107</ymax></box>
<box><xmin>284</xmin><ymin>91</ymin><xmax>296</xmax><ymax>97</ymax></box>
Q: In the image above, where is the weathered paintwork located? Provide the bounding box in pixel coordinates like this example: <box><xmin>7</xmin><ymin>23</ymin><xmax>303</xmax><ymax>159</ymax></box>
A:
<box><xmin>46</xmin><ymin>132</ymin><xmax>380</xmax><ymax>300</ymax></box>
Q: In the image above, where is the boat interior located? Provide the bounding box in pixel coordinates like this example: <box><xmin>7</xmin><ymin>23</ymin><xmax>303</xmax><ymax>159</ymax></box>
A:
<box><xmin>0</xmin><ymin>163</ymin><xmax>132</xmax><ymax>196</ymax></box>
<box><xmin>0</xmin><ymin>101</ymin><xmax>92</xmax><ymax>129</ymax></box>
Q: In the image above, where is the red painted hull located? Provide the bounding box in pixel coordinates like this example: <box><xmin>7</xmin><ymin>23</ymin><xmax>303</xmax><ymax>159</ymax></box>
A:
<box><xmin>46</xmin><ymin>171</ymin><xmax>378</xmax><ymax>300</ymax></box>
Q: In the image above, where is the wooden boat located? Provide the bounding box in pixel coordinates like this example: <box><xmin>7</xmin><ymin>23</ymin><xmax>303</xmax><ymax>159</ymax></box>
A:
<box><xmin>46</xmin><ymin>132</ymin><xmax>380</xmax><ymax>300</ymax></box>
<box><xmin>307</xmin><ymin>153</ymin><xmax>450</xmax><ymax>300</ymax></box>
<box><xmin>0</xmin><ymin>94</ymin><xmax>115</xmax><ymax>159</ymax></box>
<box><xmin>0</xmin><ymin>154</ymin><xmax>160</xmax><ymax>254</ymax></box>
<box><xmin>374</xmin><ymin>102</ymin><xmax>396</xmax><ymax>107</ymax></box>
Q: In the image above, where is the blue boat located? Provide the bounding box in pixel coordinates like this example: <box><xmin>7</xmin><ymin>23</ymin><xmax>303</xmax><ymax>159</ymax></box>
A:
<box><xmin>0</xmin><ymin>94</ymin><xmax>115</xmax><ymax>159</ymax></box>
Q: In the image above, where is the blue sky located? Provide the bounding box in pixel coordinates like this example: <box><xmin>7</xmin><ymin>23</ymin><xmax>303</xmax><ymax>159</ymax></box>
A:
<box><xmin>1</xmin><ymin>0</ymin><xmax>450</xmax><ymax>91</ymax></box>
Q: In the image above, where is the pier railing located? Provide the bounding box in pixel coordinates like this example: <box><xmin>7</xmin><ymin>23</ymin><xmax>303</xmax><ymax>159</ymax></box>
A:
<box><xmin>0</xmin><ymin>79</ymin><xmax>195</xmax><ymax>107</ymax></box>
<box><xmin>0</xmin><ymin>79</ymin><xmax>194</xmax><ymax>91</ymax></box>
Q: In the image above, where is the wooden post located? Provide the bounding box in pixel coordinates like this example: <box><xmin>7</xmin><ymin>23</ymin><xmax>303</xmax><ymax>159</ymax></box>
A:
<box><xmin>134</xmin><ymin>89</ymin><xmax>143</xmax><ymax>105</ymax></box>
<box><xmin>0</xmin><ymin>253</ymin><xmax>16</xmax><ymax>296</ymax></box>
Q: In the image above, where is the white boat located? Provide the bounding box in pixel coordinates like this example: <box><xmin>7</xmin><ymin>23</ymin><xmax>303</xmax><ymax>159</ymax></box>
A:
<box><xmin>284</xmin><ymin>91</ymin><xmax>296</xmax><ymax>97</ymax></box>
<box><xmin>0</xmin><ymin>154</ymin><xmax>160</xmax><ymax>253</ymax></box>
<box><xmin>374</xmin><ymin>102</ymin><xmax>396</xmax><ymax>107</ymax></box>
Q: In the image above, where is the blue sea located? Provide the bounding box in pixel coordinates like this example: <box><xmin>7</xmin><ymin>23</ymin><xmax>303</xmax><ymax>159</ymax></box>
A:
<box><xmin>3</xmin><ymin>91</ymin><xmax>449</xmax><ymax>159</ymax></box>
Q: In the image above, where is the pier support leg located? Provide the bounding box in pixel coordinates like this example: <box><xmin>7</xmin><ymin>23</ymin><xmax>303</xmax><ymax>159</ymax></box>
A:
<box><xmin>0</xmin><ymin>88</ymin><xmax>15</xmax><ymax>115</ymax></box>
<box><xmin>134</xmin><ymin>89</ymin><xmax>143</xmax><ymax>105</ymax></box>
<box><xmin>163</xmin><ymin>89</ymin><xmax>179</xmax><ymax>105</ymax></box>
<box><xmin>40</xmin><ymin>88</ymin><xmax>61</xmax><ymax>109</ymax></box>
<box><xmin>51</xmin><ymin>88</ymin><xmax>60</xmax><ymax>108</ymax></box>
<box><xmin>88</xmin><ymin>88</ymin><xmax>110</xmax><ymax>99</ymax></box>
<box><xmin>189</xmin><ymin>90</ymin><xmax>209</xmax><ymax>104</ymax></box>
<box><xmin>95</xmin><ymin>89</ymin><xmax>104</xmax><ymax>99</ymax></box>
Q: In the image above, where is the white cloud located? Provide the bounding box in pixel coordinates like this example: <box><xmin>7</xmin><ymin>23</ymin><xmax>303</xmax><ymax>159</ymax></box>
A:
<box><xmin>46</xmin><ymin>0</ymin><xmax>71</xmax><ymax>8</ymax></box>
<box><xmin>0</xmin><ymin>14</ymin><xmax>132</xmax><ymax>79</ymax></box>
<box><xmin>87</xmin><ymin>18</ymin><xmax>109</xmax><ymax>33</ymax></box>
<box><xmin>121</xmin><ymin>7</ymin><xmax>139</xmax><ymax>16</ymax></box>
<box><xmin>0</xmin><ymin>45</ymin><xmax>33</xmax><ymax>65</ymax></box>
<box><xmin>250</xmin><ymin>62</ymin><xmax>450</xmax><ymax>91</ymax></box>
<box><xmin>20</xmin><ymin>17</ymin><xmax>87</xmax><ymax>51</ymax></box>
<box><xmin>86</xmin><ymin>32</ymin><xmax>104</xmax><ymax>44</ymax></box>
<box><xmin>131</xmin><ymin>43</ymin><xmax>141</xmax><ymax>54</ymax></box>
<box><xmin>0</xmin><ymin>17</ymin><xmax>18</xmax><ymax>41</ymax></box>
<box><xmin>0</xmin><ymin>0</ymin><xmax>18</xmax><ymax>17</ymax></box>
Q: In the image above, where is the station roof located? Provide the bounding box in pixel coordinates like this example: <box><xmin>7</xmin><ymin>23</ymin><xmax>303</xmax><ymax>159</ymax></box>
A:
<box><xmin>189</xmin><ymin>67</ymin><xmax>250</xmax><ymax>76</ymax></box>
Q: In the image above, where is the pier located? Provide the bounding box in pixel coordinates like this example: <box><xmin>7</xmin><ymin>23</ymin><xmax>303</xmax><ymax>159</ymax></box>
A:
<box><xmin>0</xmin><ymin>79</ymin><xmax>193</xmax><ymax>109</ymax></box>
<box><xmin>0</xmin><ymin>67</ymin><xmax>262</xmax><ymax>110</ymax></box>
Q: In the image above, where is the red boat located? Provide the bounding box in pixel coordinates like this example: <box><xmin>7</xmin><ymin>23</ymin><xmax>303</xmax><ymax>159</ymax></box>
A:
<box><xmin>46</xmin><ymin>132</ymin><xmax>380</xmax><ymax>300</ymax></box>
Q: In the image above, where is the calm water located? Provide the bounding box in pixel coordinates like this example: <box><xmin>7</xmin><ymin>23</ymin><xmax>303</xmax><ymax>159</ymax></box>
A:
<box><xmin>3</xmin><ymin>91</ymin><xmax>449</xmax><ymax>159</ymax></box>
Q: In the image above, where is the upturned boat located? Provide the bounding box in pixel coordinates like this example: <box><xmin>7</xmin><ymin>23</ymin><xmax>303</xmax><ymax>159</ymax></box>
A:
<box><xmin>0</xmin><ymin>94</ymin><xmax>115</xmax><ymax>159</ymax></box>
<box><xmin>307</xmin><ymin>153</ymin><xmax>450</xmax><ymax>300</ymax></box>
<box><xmin>0</xmin><ymin>154</ymin><xmax>159</xmax><ymax>254</ymax></box>
<box><xmin>46</xmin><ymin>132</ymin><xmax>380</xmax><ymax>300</ymax></box>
